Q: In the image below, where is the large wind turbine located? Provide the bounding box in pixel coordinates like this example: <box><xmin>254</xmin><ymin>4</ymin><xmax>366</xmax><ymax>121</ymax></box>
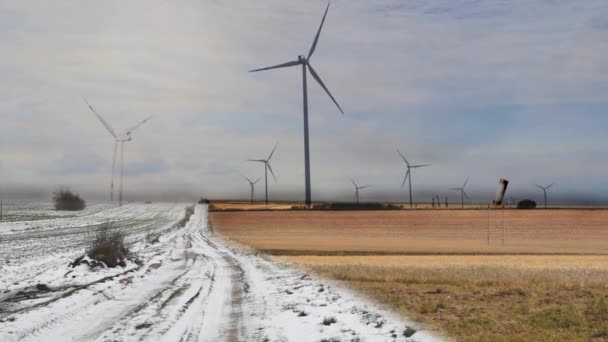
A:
<box><xmin>84</xmin><ymin>98</ymin><xmax>151</xmax><ymax>206</ymax></box>
<box><xmin>249</xmin><ymin>144</ymin><xmax>277</xmax><ymax>204</ymax></box>
<box><xmin>397</xmin><ymin>150</ymin><xmax>431</xmax><ymax>207</ymax></box>
<box><xmin>536</xmin><ymin>183</ymin><xmax>554</xmax><ymax>209</ymax></box>
<box><xmin>249</xmin><ymin>2</ymin><xmax>343</xmax><ymax>207</ymax></box>
<box><xmin>450</xmin><ymin>177</ymin><xmax>471</xmax><ymax>209</ymax></box>
<box><xmin>241</xmin><ymin>175</ymin><xmax>261</xmax><ymax>203</ymax></box>
<box><xmin>350</xmin><ymin>179</ymin><xmax>369</xmax><ymax>205</ymax></box>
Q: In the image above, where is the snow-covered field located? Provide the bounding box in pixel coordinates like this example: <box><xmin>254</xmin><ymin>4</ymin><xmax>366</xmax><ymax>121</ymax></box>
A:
<box><xmin>0</xmin><ymin>203</ymin><xmax>441</xmax><ymax>341</ymax></box>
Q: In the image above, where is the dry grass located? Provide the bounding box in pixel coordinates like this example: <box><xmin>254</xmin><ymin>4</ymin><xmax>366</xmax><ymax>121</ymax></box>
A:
<box><xmin>211</xmin><ymin>209</ymin><xmax>608</xmax><ymax>254</ymax></box>
<box><xmin>281</xmin><ymin>255</ymin><xmax>608</xmax><ymax>341</ymax></box>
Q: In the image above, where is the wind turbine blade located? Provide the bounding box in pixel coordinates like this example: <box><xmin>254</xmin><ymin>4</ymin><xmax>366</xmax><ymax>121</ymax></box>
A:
<box><xmin>268</xmin><ymin>143</ymin><xmax>278</xmax><ymax>160</ymax></box>
<box><xmin>307</xmin><ymin>1</ymin><xmax>330</xmax><ymax>60</ymax></box>
<box><xmin>396</xmin><ymin>149</ymin><xmax>410</xmax><ymax>167</ymax></box>
<box><xmin>307</xmin><ymin>63</ymin><xmax>344</xmax><ymax>114</ymax></box>
<box><xmin>463</xmin><ymin>190</ymin><xmax>470</xmax><ymax>200</ymax></box>
<box><xmin>83</xmin><ymin>98</ymin><xmax>117</xmax><ymax>138</ymax></box>
<box><xmin>249</xmin><ymin>60</ymin><xmax>300</xmax><ymax>72</ymax></box>
<box><xmin>254</xmin><ymin>178</ymin><xmax>262</xmax><ymax>184</ymax></box>
<box><xmin>463</xmin><ymin>177</ymin><xmax>470</xmax><ymax>188</ymax></box>
<box><xmin>126</xmin><ymin>116</ymin><xmax>152</xmax><ymax>135</ymax></box>
<box><xmin>248</xmin><ymin>159</ymin><xmax>266</xmax><ymax>163</ymax></box>
<box><xmin>350</xmin><ymin>178</ymin><xmax>357</xmax><ymax>187</ymax></box>
<box><xmin>411</xmin><ymin>164</ymin><xmax>431</xmax><ymax>168</ymax></box>
<box><xmin>449</xmin><ymin>188</ymin><xmax>460</xmax><ymax>191</ymax></box>
<box><xmin>535</xmin><ymin>184</ymin><xmax>544</xmax><ymax>190</ymax></box>
<box><xmin>401</xmin><ymin>169</ymin><xmax>410</xmax><ymax>187</ymax></box>
<box><xmin>546</xmin><ymin>183</ymin><xmax>555</xmax><ymax>190</ymax></box>
<box><xmin>267</xmin><ymin>163</ymin><xmax>277</xmax><ymax>183</ymax></box>
<box><xmin>359</xmin><ymin>185</ymin><xmax>370</xmax><ymax>189</ymax></box>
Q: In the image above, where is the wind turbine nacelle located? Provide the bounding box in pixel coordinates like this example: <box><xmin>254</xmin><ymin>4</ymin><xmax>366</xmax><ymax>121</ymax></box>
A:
<box><xmin>493</xmin><ymin>178</ymin><xmax>509</xmax><ymax>206</ymax></box>
<box><xmin>118</xmin><ymin>133</ymin><xmax>132</xmax><ymax>141</ymax></box>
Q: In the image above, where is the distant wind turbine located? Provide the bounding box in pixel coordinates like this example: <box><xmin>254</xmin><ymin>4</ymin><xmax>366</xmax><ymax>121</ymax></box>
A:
<box><xmin>450</xmin><ymin>177</ymin><xmax>471</xmax><ymax>209</ymax></box>
<box><xmin>397</xmin><ymin>150</ymin><xmax>431</xmax><ymax>207</ymax></box>
<box><xmin>84</xmin><ymin>98</ymin><xmax>151</xmax><ymax>206</ymax></box>
<box><xmin>249</xmin><ymin>1</ymin><xmax>343</xmax><ymax>207</ymax></box>
<box><xmin>249</xmin><ymin>144</ymin><xmax>278</xmax><ymax>204</ymax></box>
<box><xmin>536</xmin><ymin>183</ymin><xmax>554</xmax><ymax>209</ymax></box>
<box><xmin>241</xmin><ymin>175</ymin><xmax>261</xmax><ymax>203</ymax></box>
<box><xmin>350</xmin><ymin>179</ymin><xmax>370</xmax><ymax>204</ymax></box>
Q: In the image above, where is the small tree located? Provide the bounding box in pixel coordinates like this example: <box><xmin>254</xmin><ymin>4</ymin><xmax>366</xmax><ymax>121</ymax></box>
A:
<box><xmin>53</xmin><ymin>189</ymin><xmax>86</xmax><ymax>211</ymax></box>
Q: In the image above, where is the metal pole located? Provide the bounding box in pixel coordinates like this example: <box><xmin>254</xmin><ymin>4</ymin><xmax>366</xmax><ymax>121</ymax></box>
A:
<box><xmin>264</xmin><ymin>164</ymin><xmax>268</xmax><ymax>204</ymax></box>
<box><xmin>461</xmin><ymin>191</ymin><xmax>464</xmax><ymax>209</ymax></box>
<box><xmin>0</xmin><ymin>200</ymin><xmax>3</xmax><ymax>221</ymax></box>
<box><xmin>501</xmin><ymin>205</ymin><xmax>505</xmax><ymax>246</ymax></box>
<box><xmin>408</xmin><ymin>170</ymin><xmax>413</xmax><ymax>208</ymax></box>
<box><xmin>119</xmin><ymin>141</ymin><xmax>124</xmax><ymax>207</ymax></box>
<box><xmin>302</xmin><ymin>61</ymin><xmax>311</xmax><ymax>207</ymax></box>
<box><xmin>487</xmin><ymin>204</ymin><xmax>490</xmax><ymax>246</ymax></box>
<box><xmin>250</xmin><ymin>184</ymin><xmax>254</xmax><ymax>203</ymax></box>
<box><xmin>111</xmin><ymin>141</ymin><xmax>117</xmax><ymax>202</ymax></box>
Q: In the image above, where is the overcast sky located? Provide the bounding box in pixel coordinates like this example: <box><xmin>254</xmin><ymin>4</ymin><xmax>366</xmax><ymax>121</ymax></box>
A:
<box><xmin>1</xmin><ymin>0</ymin><xmax>607</xmax><ymax>204</ymax></box>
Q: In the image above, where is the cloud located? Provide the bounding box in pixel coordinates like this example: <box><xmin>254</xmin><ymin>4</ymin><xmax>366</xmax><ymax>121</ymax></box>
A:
<box><xmin>123</xmin><ymin>158</ymin><xmax>169</xmax><ymax>177</ymax></box>
<box><xmin>46</xmin><ymin>153</ymin><xmax>104</xmax><ymax>175</ymax></box>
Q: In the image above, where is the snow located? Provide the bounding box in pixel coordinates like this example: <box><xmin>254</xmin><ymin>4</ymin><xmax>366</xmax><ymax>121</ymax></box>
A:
<box><xmin>0</xmin><ymin>203</ymin><xmax>443</xmax><ymax>341</ymax></box>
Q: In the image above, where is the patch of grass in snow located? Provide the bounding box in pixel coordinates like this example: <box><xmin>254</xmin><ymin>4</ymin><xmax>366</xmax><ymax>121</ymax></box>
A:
<box><xmin>403</xmin><ymin>327</ymin><xmax>416</xmax><ymax>337</ymax></box>
<box><xmin>322</xmin><ymin>317</ymin><xmax>337</xmax><ymax>326</ymax></box>
<box><xmin>135</xmin><ymin>322</ymin><xmax>152</xmax><ymax>330</ymax></box>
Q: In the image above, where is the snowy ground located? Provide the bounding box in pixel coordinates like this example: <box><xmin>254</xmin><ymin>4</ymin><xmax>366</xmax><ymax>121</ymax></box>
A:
<box><xmin>0</xmin><ymin>203</ymin><xmax>442</xmax><ymax>342</ymax></box>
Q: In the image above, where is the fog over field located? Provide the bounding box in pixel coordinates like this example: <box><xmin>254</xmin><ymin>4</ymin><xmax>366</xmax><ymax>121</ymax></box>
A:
<box><xmin>1</xmin><ymin>0</ymin><xmax>607</xmax><ymax>204</ymax></box>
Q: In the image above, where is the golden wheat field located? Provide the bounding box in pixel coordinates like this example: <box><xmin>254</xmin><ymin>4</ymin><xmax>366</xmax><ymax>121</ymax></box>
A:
<box><xmin>210</xmin><ymin>209</ymin><xmax>608</xmax><ymax>254</ymax></box>
<box><xmin>211</xmin><ymin>208</ymin><xmax>608</xmax><ymax>341</ymax></box>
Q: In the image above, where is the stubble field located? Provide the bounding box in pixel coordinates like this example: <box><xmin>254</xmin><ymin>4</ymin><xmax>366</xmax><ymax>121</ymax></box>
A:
<box><xmin>211</xmin><ymin>208</ymin><xmax>608</xmax><ymax>341</ymax></box>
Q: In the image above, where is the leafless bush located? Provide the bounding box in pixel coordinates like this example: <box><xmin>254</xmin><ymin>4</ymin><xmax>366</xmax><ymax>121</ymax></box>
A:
<box><xmin>53</xmin><ymin>189</ymin><xmax>86</xmax><ymax>211</ymax></box>
<box><xmin>71</xmin><ymin>222</ymin><xmax>130</xmax><ymax>268</ymax></box>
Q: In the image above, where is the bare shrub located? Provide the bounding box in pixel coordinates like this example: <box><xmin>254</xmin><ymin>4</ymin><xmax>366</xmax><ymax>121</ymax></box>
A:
<box><xmin>71</xmin><ymin>222</ymin><xmax>130</xmax><ymax>268</ymax></box>
<box><xmin>322</xmin><ymin>317</ymin><xmax>337</xmax><ymax>325</ymax></box>
<box><xmin>53</xmin><ymin>189</ymin><xmax>86</xmax><ymax>211</ymax></box>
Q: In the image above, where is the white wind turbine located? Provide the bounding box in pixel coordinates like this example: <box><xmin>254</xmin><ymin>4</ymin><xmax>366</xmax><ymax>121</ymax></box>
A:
<box><xmin>397</xmin><ymin>150</ymin><xmax>431</xmax><ymax>208</ymax></box>
<box><xmin>241</xmin><ymin>175</ymin><xmax>262</xmax><ymax>203</ymax></box>
<box><xmin>536</xmin><ymin>183</ymin><xmax>554</xmax><ymax>209</ymax></box>
<box><xmin>84</xmin><ymin>98</ymin><xmax>151</xmax><ymax>206</ymax></box>
<box><xmin>248</xmin><ymin>143</ymin><xmax>278</xmax><ymax>205</ymax></box>
<box><xmin>450</xmin><ymin>177</ymin><xmax>471</xmax><ymax>209</ymax></box>
<box><xmin>350</xmin><ymin>179</ymin><xmax>370</xmax><ymax>204</ymax></box>
<box><xmin>250</xmin><ymin>1</ymin><xmax>344</xmax><ymax>207</ymax></box>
